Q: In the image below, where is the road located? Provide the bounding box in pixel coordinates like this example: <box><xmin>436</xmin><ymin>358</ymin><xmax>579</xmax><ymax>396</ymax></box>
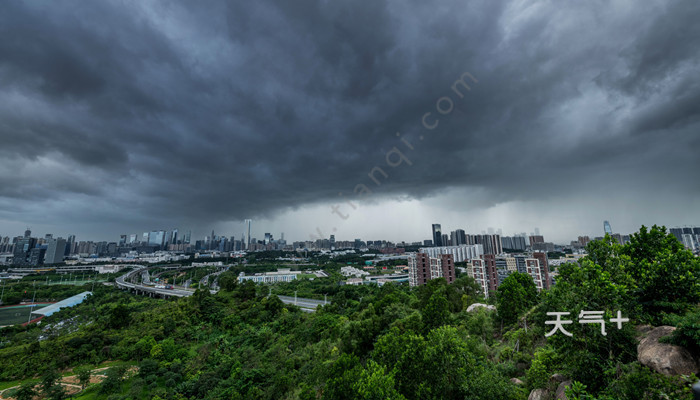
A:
<box><xmin>276</xmin><ymin>295</ymin><xmax>328</xmax><ymax>311</ymax></box>
<box><xmin>115</xmin><ymin>266</ymin><xmax>194</xmax><ymax>298</ymax></box>
<box><xmin>116</xmin><ymin>267</ymin><xmax>328</xmax><ymax>311</ymax></box>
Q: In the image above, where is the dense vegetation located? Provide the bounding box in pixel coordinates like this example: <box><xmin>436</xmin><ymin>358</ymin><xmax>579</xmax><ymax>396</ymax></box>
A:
<box><xmin>0</xmin><ymin>225</ymin><xmax>697</xmax><ymax>399</ymax></box>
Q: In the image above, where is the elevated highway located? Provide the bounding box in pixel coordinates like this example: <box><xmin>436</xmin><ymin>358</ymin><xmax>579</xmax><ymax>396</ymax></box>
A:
<box><xmin>115</xmin><ymin>266</ymin><xmax>327</xmax><ymax>311</ymax></box>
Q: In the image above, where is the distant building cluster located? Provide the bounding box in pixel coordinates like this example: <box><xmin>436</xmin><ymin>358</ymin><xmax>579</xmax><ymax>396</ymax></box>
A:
<box><xmin>669</xmin><ymin>227</ymin><xmax>700</xmax><ymax>252</ymax></box>
<box><xmin>238</xmin><ymin>269</ymin><xmax>299</xmax><ymax>284</ymax></box>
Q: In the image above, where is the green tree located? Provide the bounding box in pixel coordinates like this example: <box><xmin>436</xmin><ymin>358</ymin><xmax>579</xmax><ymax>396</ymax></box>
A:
<box><xmin>540</xmin><ymin>255</ymin><xmax>638</xmax><ymax>392</ymax></box>
<box><xmin>14</xmin><ymin>382</ymin><xmax>36</xmax><ymax>400</ymax></box>
<box><xmin>324</xmin><ymin>353</ymin><xmax>363</xmax><ymax>400</ymax></box>
<box><xmin>47</xmin><ymin>384</ymin><xmax>68</xmax><ymax>400</ymax></box>
<box><xmin>352</xmin><ymin>361</ymin><xmax>406</xmax><ymax>400</ymax></box>
<box><xmin>41</xmin><ymin>368</ymin><xmax>61</xmax><ymax>394</ymax></box>
<box><xmin>496</xmin><ymin>272</ymin><xmax>536</xmax><ymax>326</ymax></box>
<box><xmin>422</xmin><ymin>288</ymin><xmax>450</xmax><ymax>332</ymax></box>
<box><xmin>218</xmin><ymin>272</ymin><xmax>239</xmax><ymax>292</ymax></box>
<box><xmin>76</xmin><ymin>367</ymin><xmax>91</xmax><ymax>390</ymax></box>
<box><xmin>108</xmin><ymin>303</ymin><xmax>131</xmax><ymax>329</ymax></box>
<box><xmin>621</xmin><ymin>225</ymin><xmax>700</xmax><ymax>323</ymax></box>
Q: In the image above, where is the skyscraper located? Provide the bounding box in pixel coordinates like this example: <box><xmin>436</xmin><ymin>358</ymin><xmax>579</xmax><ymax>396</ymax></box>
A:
<box><xmin>245</xmin><ymin>219</ymin><xmax>252</xmax><ymax>250</ymax></box>
<box><xmin>45</xmin><ymin>238</ymin><xmax>67</xmax><ymax>265</ymax></box>
<box><xmin>432</xmin><ymin>224</ymin><xmax>442</xmax><ymax>247</ymax></box>
<box><xmin>604</xmin><ymin>220</ymin><xmax>613</xmax><ymax>236</ymax></box>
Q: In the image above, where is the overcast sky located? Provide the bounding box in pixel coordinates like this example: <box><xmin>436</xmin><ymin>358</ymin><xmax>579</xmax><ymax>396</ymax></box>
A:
<box><xmin>1</xmin><ymin>0</ymin><xmax>699</xmax><ymax>244</ymax></box>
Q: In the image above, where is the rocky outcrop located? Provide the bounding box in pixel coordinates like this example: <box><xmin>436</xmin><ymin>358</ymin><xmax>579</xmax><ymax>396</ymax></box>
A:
<box><xmin>637</xmin><ymin>326</ymin><xmax>699</xmax><ymax>376</ymax></box>
<box><xmin>554</xmin><ymin>380</ymin><xmax>571</xmax><ymax>400</ymax></box>
<box><xmin>510</xmin><ymin>377</ymin><xmax>524</xmax><ymax>385</ymax></box>
<box><xmin>528</xmin><ymin>388</ymin><xmax>548</xmax><ymax>400</ymax></box>
<box><xmin>466</xmin><ymin>303</ymin><xmax>496</xmax><ymax>312</ymax></box>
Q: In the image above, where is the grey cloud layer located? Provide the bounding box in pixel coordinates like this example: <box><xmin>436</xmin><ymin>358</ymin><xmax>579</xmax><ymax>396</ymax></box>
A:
<box><xmin>0</xmin><ymin>0</ymin><xmax>698</xmax><ymax>238</ymax></box>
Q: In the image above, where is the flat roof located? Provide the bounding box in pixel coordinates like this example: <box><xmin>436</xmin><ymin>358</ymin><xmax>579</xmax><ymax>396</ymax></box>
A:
<box><xmin>31</xmin><ymin>291</ymin><xmax>91</xmax><ymax>317</ymax></box>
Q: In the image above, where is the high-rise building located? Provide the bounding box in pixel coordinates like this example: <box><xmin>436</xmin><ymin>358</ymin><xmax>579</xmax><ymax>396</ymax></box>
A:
<box><xmin>681</xmin><ymin>234</ymin><xmax>696</xmax><ymax>250</ymax></box>
<box><xmin>532</xmin><ymin>252</ymin><xmax>550</xmax><ymax>289</ymax></box>
<box><xmin>12</xmin><ymin>237</ymin><xmax>37</xmax><ymax>266</ymax></box>
<box><xmin>418</xmin><ymin>244</ymin><xmax>483</xmax><ymax>263</ymax></box>
<box><xmin>604</xmin><ymin>220</ymin><xmax>613</xmax><ymax>236</ymax></box>
<box><xmin>455</xmin><ymin>229</ymin><xmax>467</xmax><ymax>245</ymax></box>
<box><xmin>24</xmin><ymin>228</ymin><xmax>31</xmax><ymax>238</ymax></box>
<box><xmin>669</xmin><ymin>228</ymin><xmax>683</xmax><ymax>243</ymax></box>
<box><xmin>149</xmin><ymin>231</ymin><xmax>165</xmax><ymax>247</ymax></box>
<box><xmin>28</xmin><ymin>247</ymin><xmax>46</xmax><ymax>266</ymax></box>
<box><xmin>45</xmin><ymin>238</ymin><xmax>67</xmax><ymax>265</ymax></box>
<box><xmin>408</xmin><ymin>253</ymin><xmax>455</xmax><ymax>286</ymax></box>
<box><xmin>66</xmin><ymin>235</ymin><xmax>76</xmax><ymax>255</ymax></box>
<box><xmin>244</xmin><ymin>219</ymin><xmax>252</xmax><ymax>250</ymax></box>
<box><xmin>529</xmin><ymin>235</ymin><xmax>545</xmax><ymax>246</ymax></box>
<box><xmin>432</xmin><ymin>224</ymin><xmax>442</xmax><ymax>247</ymax></box>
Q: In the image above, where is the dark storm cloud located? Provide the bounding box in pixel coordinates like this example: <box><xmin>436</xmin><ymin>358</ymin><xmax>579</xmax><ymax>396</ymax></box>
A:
<box><xmin>1</xmin><ymin>0</ymin><xmax>699</xmax><ymax>239</ymax></box>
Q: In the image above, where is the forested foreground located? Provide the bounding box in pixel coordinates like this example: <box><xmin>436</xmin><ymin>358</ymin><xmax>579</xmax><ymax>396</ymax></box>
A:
<box><xmin>0</xmin><ymin>226</ymin><xmax>698</xmax><ymax>399</ymax></box>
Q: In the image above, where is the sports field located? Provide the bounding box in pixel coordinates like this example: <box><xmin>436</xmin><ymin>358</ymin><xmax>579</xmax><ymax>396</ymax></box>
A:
<box><xmin>0</xmin><ymin>304</ymin><xmax>49</xmax><ymax>326</ymax></box>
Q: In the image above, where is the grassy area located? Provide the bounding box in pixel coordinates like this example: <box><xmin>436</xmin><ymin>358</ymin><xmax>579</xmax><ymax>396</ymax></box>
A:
<box><xmin>0</xmin><ymin>304</ymin><xmax>48</xmax><ymax>325</ymax></box>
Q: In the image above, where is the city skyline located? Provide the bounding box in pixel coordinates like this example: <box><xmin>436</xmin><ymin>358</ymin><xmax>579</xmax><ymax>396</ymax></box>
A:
<box><xmin>2</xmin><ymin>218</ymin><xmax>699</xmax><ymax>247</ymax></box>
<box><xmin>1</xmin><ymin>1</ymin><xmax>699</xmax><ymax>246</ymax></box>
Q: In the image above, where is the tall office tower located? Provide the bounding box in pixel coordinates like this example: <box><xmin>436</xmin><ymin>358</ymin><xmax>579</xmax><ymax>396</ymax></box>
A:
<box><xmin>142</xmin><ymin>232</ymin><xmax>149</xmax><ymax>243</ymax></box>
<box><xmin>164</xmin><ymin>231</ymin><xmax>173</xmax><ymax>247</ymax></box>
<box><xmin>45</xmin><ymin>238</ymin><xmax>67</xmax><ymax>265</ymax></box>
<box><xmin>681</xmin><ymin>234</ymin><xmax>696</xmax><ymax>250</ymax></box>
<box><xmin>432</xmin><ymin>224</ymin><xmax>442</xmax><ymax>247</ymax></box>
<box><xmin>449</xmin><ymin>231</ymin><xmax>456</xmax><ymax>246</ymax></box>
<box><xmin>330</xmin><ymin>234</ymin><xmax>335</xmax><ymax>248</ymax></box>
<box><xmin>669</xmin><ymin>228</ymin><xmax>683</xmax><ymax>243</ymax></box>
<box><xmin>184</xmin><ymin>231</ymin><xmax>191</xmax><ymax>244</ymax></box>
<box><xmin>45</xmin><ymin>234</ymin><xmax>53</xmax><ymax>240</ymax></box>
<box><xmin>604</xmin><ymin>220</ymin><xmax>613</xmax><ymax>236</ymax></box>
<box><xmin>455</xmin><ymin>229</ymin><xmax>467</xmax><ymax>245</ymax></box>
<box><xmin>244</xmin><ymin>219</ymin><xmax>252</xmax><ymax>249</ymax></box>
<box><xmin>119</xmin><ymin>235</ymin><xmax>127</xmax><ymax>246</ymax></box>
<box><xmin>693</xmin><ymin>227</ymin><xmax>700</xmax><ymax>235</ymax></box>
<box><xmin>66</xmin><ymin>235</ymin><xmax>76</xmax><ymax>255</ymax></box>
<box><xmin>281</xmin><ymin>232</ymin><xmax>285</xmax><ymax>241</ymax></box>
<box><xmin>264</xmin><ymin>233</ymin><xmax>272</xmax><ymax>244</ymax></box>
<box><xmin>501</xmin><ymin>236</ymin><xmax>513</xmax><ymax>250</ymax></box>
<box><xmin>24</xmin><ymin>228</ymin><xmax>31</xmax><ymax>238</ymax></box>
<box><xmin>171</xmin><ymin>229</ymin><xmax>178</xmax><ymax>245</ymax></box>
<box><xmin>12</xmin><ymin>237</ymin><xmax>37</xmax><ymax>266</ymax></box>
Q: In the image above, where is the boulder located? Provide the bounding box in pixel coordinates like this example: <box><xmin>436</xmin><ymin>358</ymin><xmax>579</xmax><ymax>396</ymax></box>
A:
<box><xmin>554</xmin><ymin>380</ymin><xmax>572</xmax><ymax>400</ymax></box>
<box><xmin>466</xmin><ymin>303</ymin><xmax>496</xmax><ymax>312</ymax></box>
<box><xmin>549</xmin><ymin>373</ymin><xmax>566</xmax><ymax>383</ymax></box>
<box><xmin>510</xmin><ymin>377</ymin><xmax>524</xmax><ymax>385</ymax></box>
<box><xmin>528</xmin><ymin>388</ymin><xmax>548</xmax><ymax>400</ymax></box>
<box><xmin>637</xmin><ymin>326</ymin><xmax>699</xmax><ymax>376</ymax></box>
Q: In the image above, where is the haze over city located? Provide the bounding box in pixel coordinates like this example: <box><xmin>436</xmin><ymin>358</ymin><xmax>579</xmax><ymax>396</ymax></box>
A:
<box><xmin>1</xmin><ymin>0</ymin><xmax>699</xmax><ymax>243</ymax></box>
